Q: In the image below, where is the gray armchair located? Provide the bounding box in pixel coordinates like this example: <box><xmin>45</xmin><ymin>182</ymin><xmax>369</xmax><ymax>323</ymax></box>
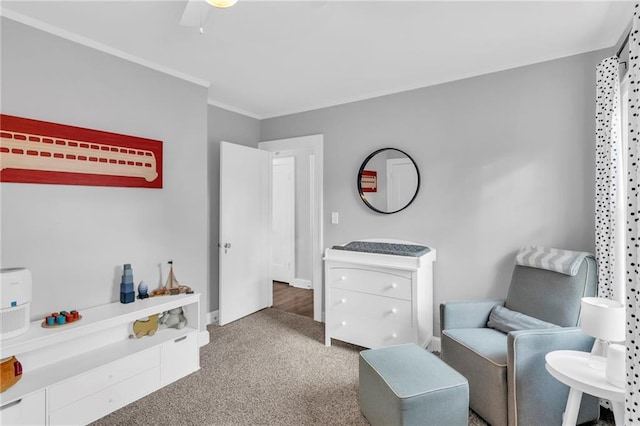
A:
<box><xmin>440</xmin><ymin>254</ymin><xmax>599</xmax><ymax>426</ymax></box>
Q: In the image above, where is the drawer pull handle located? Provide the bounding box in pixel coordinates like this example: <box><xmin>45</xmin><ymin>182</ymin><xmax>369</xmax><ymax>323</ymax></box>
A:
<box><xmin>174</xmin><ymin>336</ymin><xmax>188</xmax><ymax>343</ymax></box>
<box><xmin>391</xmin><ymin>333</ymin><xmax>397</xmax><ymax>339</ymax></box>
<box><xmin>391</xmin><ymin>308</ymin><xmax>397</xmax><ymax>314</ymax></box>
<box><xmin>391</xmin><ymin>283</ymin><xmax>397</xmax><ymax>289</ymax></box>
<box><xmin>0</xmin><ymin>399</ymin><xmax>22</xmax><ymax>411</ymax></box>
<box><xmin>341</xmin><ymin>321</ymin><xmax>347</xmax><ymax>327</ymax></box>
<box><xmin>341</xmin><ymin>298</ymin><xmax>347</xmax><ymax>304</ymax></box>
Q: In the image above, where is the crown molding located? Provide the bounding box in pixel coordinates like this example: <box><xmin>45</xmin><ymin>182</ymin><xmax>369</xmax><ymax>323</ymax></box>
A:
<box><xmin>207</xmin><ymin>98</ymin><xmax>262</xmax><ymax>120</ymax></box>
<box><xmin>1</xmin><ymin>8</ymin><xmax>210</xmax><ymax>89</ymax></box>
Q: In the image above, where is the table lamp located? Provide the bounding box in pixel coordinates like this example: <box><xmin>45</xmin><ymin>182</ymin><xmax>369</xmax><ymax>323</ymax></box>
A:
<box><xmin>580</xmin><ymin>297</ymin><xmax>625</xmax><ymax>387</ymax></box>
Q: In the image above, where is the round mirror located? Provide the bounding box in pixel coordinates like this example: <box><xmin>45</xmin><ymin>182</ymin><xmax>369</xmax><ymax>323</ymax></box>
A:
<box><xmin>357</xmin><ymin>148</ymin><xmax>420</xmax><ymax>214</ymax></box>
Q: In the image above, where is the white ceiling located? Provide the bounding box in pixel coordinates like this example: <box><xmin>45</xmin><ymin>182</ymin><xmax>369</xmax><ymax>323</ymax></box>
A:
<box><xmin>1</xmin><ymin>1</ymin><xmax>634</xmax><ymax>119</ymax></box>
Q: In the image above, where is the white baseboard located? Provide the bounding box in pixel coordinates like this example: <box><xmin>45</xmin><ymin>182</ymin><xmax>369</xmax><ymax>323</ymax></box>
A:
<box><xmin>291</xmin><ymin>278</ymin><xmax>312</xmax><ymax>289</ymax></box>
<box><xmin>428</xmin><ymin>337</ymin><xmax>441</xmax><ymax>353</ymax></box>
<box><xmin>199</xmin><ymin>310</ymin><xmax>218</xmax><ymax>347</ymax></box>
<box><xmin>198</xmin><ymin>311</ymin><xmax>218</xmax><ymax>347</ymax></box>
<box><xmin>198</xmin><ymin>330</ymin><xmax>210</xmax><ymax>347</ymax></box>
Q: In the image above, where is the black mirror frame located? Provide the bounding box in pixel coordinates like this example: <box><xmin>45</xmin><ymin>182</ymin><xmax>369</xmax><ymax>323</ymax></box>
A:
<box><xmin>357</xmin><ymin>147</ymin><xmax>421</xmax><ymax>214</ymax></box>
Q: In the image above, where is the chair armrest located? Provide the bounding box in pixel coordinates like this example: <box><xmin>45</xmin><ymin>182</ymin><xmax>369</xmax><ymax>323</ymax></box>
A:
<box><xmin>439</xmin><ymin>299</ymin><xmax>504</xmax><ymax>331</ymax></box>
<box><xmin>507</xmin><ymin>328</ymin><xmax>598</xmax><ymax>426</ymax></box>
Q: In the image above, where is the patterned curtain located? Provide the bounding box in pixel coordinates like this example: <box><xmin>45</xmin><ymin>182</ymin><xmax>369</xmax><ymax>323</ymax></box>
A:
<box><xmin>626</xmin><ymin>4</ymin><xmax>640</xmax><ymax>424</ymax></box>
<box><xmin>595</xmin><ymin>56</ymin><xmax>622</xmax><ymax>301</ymax></box>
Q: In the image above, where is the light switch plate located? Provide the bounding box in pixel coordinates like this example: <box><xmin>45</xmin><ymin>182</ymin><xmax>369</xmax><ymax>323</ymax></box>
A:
<box><xmin>331</xmin><ymin>212</ymin><xmax>339</xmax><ymax>224</ymax></box>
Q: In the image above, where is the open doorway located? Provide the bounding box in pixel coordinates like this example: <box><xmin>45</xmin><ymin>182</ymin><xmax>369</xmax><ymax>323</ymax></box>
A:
<box><xmin>270</xmin><ymin>155</ymin><xmax>313</xmax><ymax>318</ymax></box>
<box><xmin>259</xmin><ymin>135</ymin><xmax>323</xmax><ymax>322</ymax></box>
<box><xmin>272</xmin><ymin>281</ymin><xmax>313</xmax><ymax>318</ymax></box>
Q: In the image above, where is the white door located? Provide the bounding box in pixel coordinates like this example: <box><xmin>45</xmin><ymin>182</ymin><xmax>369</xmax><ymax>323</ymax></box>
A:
<box><xmin>387</xmin><ymin>158</ymin><xmax>418</xmax><ymax>211</ymax></box>
<box><xmin>271</xmin><ymin>157</ymin><xmax>295</xmax><ymax>283</ymax></box>
<box><xmin>219</xmin><ymin>142</ymin><xmax>271</xmax><ymax>325</ymax></box>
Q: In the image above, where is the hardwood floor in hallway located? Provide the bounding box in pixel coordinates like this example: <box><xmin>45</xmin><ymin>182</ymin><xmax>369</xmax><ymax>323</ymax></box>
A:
<box><xmin>272</xmin><ymin>281</ymin><xmax>313</xmax><ymax>318</ymax></box>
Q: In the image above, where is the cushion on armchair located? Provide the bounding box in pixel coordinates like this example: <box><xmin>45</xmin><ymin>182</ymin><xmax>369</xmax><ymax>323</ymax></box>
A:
<box><xmin>487</xmin><ymin>305</ymin><xmax>560</xmax><ymax>334</ymax></box>
<box><xmin>505</xmin><ymin>259</ymin><xmax>596</xmax><ymax>327</ymax></box>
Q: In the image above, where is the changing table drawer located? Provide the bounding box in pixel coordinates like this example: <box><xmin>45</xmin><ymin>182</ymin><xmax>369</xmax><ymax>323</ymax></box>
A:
<box><xmin>327</xmin><ymin>312</ymin><xmax>413</xmax><ymax>349</ymax></box>
<box><xmin>329</xmin><ymin>267</ymin><xmax>412</xmax><ymax>300</ymax></box>
<box><xmin>329</xmin><ymin>288</ymin><xmax>412</xmax><ymax>326</ymax></box>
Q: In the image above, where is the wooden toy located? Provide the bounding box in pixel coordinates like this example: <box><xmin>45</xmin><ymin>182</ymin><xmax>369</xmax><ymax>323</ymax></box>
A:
<box><xmin>137</xmin><ymin>281</ymin><xmax>149</xmax><ymax>299</ymax></box>
<box><xmin>130</xmin><ymin>314</ymin><xmax>159</xmax><ymax>339</ymax></box>
<box><xmin>42</xmin><ymin>310</ymin><xmax>82</xmax><ymax>328</ymax></box>
<box><xmin>120</xmin><ymin>264</ymin><xmax>135</xmax><ymax>304</ymax></box>
<box><xmin>149</xmin><ymin>260</ymin><xmax>193</xmax><ymax>297</ymax></box>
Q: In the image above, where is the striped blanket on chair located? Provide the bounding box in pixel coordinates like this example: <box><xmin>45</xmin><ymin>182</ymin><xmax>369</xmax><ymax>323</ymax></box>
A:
<box><xmin>515</xmin><ymin>246</ymin><xmax>593</xmax><ymax>276</ymax></box>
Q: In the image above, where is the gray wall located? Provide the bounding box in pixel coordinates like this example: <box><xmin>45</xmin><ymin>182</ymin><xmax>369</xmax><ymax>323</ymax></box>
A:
<box><xmin>1</xmin><ymin>18</ymin><xmax>209</xmax><ymax>328</ymax></box>
<box><xmin>261</xmin><ymin>49</ymin><xmax>610</xmax><ymax>335</ymax></box>
<box><xmin>3</xmin><ymin>13</ymin><xmax>608</xmax><ymax>335</ymax></box>
<box><xmin>207</xmin><ymin>105</ymin><xmax>260</xmax><ymax>313</ymax></box>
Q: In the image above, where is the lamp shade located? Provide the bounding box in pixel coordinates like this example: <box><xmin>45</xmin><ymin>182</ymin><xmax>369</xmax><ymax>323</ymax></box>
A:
<box><xmin>205</xmin><ymin>0</ymin><xmax>238</xmax><ymax>8</ymax></box>
<box><xmin>580</xmin><ymin>297</ymin><xmax>625</xmax><ymax>342</ymax></box>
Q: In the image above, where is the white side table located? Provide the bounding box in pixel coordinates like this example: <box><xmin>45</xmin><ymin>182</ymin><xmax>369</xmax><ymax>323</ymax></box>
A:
<box><xmin>545</xmin><ymin>350</ymin><xmax>624</xmax><ymax>426</ymax></box>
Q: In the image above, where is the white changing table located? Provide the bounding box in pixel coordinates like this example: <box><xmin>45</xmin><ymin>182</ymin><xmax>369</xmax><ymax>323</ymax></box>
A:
<box><xmin>324</xmin><ymin>239</ymin><xmax>436</xmax><ymax>349</ymax></box>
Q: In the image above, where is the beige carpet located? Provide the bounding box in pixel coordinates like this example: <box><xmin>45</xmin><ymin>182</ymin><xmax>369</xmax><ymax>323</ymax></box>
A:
<box><xmin>92</xmin><ymin>308</ymin><xmax>613</xmax><ymax>425</ymax></box>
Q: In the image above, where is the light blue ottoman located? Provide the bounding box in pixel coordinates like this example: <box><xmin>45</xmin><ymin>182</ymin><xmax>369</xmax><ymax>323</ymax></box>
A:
<box><xmin>359</xmin><ymin>344</ymin><xmax>469</xmax><ymax>426</ymax></box>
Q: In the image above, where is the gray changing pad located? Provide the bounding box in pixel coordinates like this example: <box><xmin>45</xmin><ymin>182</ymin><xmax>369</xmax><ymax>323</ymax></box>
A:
<box><xmin>332</xmin><ymin>241</ymin><xmax>431</xmax><ymax>257</ymax></box>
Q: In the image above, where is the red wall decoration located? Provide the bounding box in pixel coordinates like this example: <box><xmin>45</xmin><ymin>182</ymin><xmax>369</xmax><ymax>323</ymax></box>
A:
<box><xmin>0</xmin><ymin>114</ymin><xmax>163</xmax><ymax>188</ymax></box>
<box><xmin>361</xmin><ymin>169</ymin><xmax>377</xmax><ymax>192</ymax></box>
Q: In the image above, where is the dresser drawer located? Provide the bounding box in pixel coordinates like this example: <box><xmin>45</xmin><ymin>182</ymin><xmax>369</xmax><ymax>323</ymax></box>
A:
<box><xmin>0</xmin><ymin>390</ymin><xmax>45</xmax><ymax>426</ymax></box>
<box><xmin>329</xmin><ymin>288</ymin><xmax>412</xmax><ymax>326</ymax></box>
<box><xmin>48</xmin><ymin>346</ymin><xmax>160</xmax><ymax>412</ymax></box>
<box><xmin>329</xmin><ymin>267</ymin><xmax>412</xmax><ymax>300</ymax></box>
<box><xmin>49</xmin><ymin>366</ymin><xmax>160</xmax><ymax>426</ymax></box>
<box><xmin>327</xmin><ymin>312</ymin><xmax>414</xmax><ymax>349</ymax></box>
<box><xmin>161</xmin><ymin>331</ymin><xmax>199</xmax><ymax>386</ymax></box>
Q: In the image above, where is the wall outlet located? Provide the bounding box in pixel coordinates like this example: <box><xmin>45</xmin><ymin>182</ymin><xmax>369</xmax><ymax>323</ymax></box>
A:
<box><xmin>208</xmin><ymin>310</ymin><xmax>219</xmax><ymax>325</ymax></box>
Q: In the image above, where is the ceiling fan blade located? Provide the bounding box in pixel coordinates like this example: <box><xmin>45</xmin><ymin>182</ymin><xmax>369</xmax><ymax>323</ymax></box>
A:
<box><xmin>179</xmin><ymin>0</ymin><xmax>210</xmax><ymax>27</ymax></box>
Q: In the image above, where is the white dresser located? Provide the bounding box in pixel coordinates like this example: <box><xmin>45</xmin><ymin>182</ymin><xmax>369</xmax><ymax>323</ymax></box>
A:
<box><xmin>0</xmin><ymin>293</ymin><xmax>201</xmax><ymax>425</ymax></box>
<box><xmin>324</xmin><ymin>240</ymin><xmax>436</xmax><ymax>349</ymax></box>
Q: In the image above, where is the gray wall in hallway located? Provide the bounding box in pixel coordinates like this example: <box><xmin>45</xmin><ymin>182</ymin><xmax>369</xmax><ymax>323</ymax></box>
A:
<box><xmin>260</xmin><ymin>48</ymin><xmax>611</xmax><ymax>334</ymax></box>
